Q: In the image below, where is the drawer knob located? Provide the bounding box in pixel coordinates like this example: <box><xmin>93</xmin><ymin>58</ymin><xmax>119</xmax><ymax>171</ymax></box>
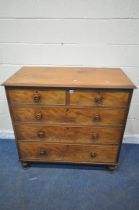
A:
<box><xmin>34</xmin><ymin>94</ymin><xmax>41</xmax><ymax>103</ymax></box>
<box><xmin>37</xmin><ymin>131</ymin><xmax>45</xmax><ymax>138</ymax></box>
<box><xmin>90</xmin><ymin>152</ymin><xmax>97</xmax><ymax>158</ymax></box>
<box><xmin>39</xmin><ymin>150</ymin><xmax>47</xmax><ymax>155</ymax></box>
<box><xmin>95</xmin><ymin>95</ymin><xmax>103</xmax><ymax>103</ymax></box>
<box><xmin>92</xmin><ymin>132</ymin><xmax>99</xmax><ymax>139</ymax></box>
<box><xmin>94</xmin><ymin>114</ymin><xmax>101</xmax><ymax>122</ymax></box>
<box><xmin>35</xmin><ymin>113</ymin><xmax>42</xmax><ymax>120</ymax></box>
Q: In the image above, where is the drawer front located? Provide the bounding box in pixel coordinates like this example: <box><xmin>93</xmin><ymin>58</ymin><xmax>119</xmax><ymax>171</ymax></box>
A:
<box><xmin>19</xmin><ymin>142</ymin><xmax>118</xmax><ymax>163</ymax></box>
<box><xmin>12</xmin><ymin>107</ymin><xmax>127</xmax><ymax>126</ymax></box>
<box><xmin>70</xmin><ymin>90</ymin><xmax>129</xmax><ymax>106</ymax></box>
<box><xmin>7</xmin><ymin>88</ymin><xmax>66</xmax><ymax>105</ymax></box>
<box><xmin>15</xmin><ymin>124</ymin><xmax>122</xmax><ymax>145</ymax></box>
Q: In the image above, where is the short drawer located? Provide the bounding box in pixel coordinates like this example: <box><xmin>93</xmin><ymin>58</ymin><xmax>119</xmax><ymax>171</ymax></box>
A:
<box><xmin>7</xmin><ymin>88</ymin><xmax>66</xmax><ymax>105</ymax></box>
<box><xmin>12</xmin><ymin>107</ymin><xmax>127</xmax><ymax>126</ymax></box>
<box><xmin>15</xmin><ymin>124</ymin><xmax>122</xmax><ymax>145</ymax></box>
<box><xmin>70</xmin><ymin>89</ymin><xmax>130</xmax><ymax>107</ymax></box>
<box><xmin>19</xmin><ymin>142</ymin><xmax>118</xmax><ymax>163</ymax></box>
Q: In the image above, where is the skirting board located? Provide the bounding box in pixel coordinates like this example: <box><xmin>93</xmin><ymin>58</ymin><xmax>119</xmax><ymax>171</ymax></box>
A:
<box><xmin>0</xmin><ymin>130</ymin><xmax>139</xmax><ymax>144</ymax></box>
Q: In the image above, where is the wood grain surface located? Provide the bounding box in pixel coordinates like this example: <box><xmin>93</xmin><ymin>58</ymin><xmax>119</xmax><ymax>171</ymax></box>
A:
<box><xmin>12</xmin><ymin>107</ymin><xmax>127</xmax><ymax>126</ymax></box>
<box><xmin>2</xmin><ymin>67</ymin><xmax>136</xmax><ymax>89</ymax></box>
<box><xmin>70</xmin><ymin>89</ymin><xmax>129</xmax><ymax>106</ymax></box>
<box><xmin>7</xmin><ymin>88</ymin><xmax>66</xmax><ymax>105</ymax></box>
<box><xmin>19</xmin><ymin>142</ymin><xmax>118</xmax><ymax>163</ymax></box>
<box><xmin>15</xmin><ymin>124</ymin><xmax>122</xmax><ymax>144</ymax></box>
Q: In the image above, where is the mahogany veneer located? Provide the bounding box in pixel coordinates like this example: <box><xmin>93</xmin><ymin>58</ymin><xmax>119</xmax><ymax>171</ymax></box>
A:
<box><xmin>2</xmin><ymin>67</ymin><xmax>136</xmax><ymax>170</ymax></box>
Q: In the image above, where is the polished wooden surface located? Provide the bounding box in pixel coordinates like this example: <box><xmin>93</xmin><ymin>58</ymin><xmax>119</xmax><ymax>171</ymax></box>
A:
<box><xmin>2</xmin><ymin>67</ymin><xmax>136</xmax><ymax>89</ymax></box>
<box><xmin>19</xmin><ymin>142</ymin><xmax>118</xmax><ymax>163</ymax></box>
<box><xmin>15</xmin><ymin>124</ymin><xmax>122</xmax><ymax>145</ymax></box>
<box><xmin>12</xmin><ymin>107</ymin><xmax>127</xmax><ymax>126</ymax></box>
<box><xmin>7</xmin><ymin>88</ymin><xmax>66</xmax><ymax>105</ymax></box>
<box><xmin>70</xmin><ymin>90</ymin><xmax>129</xmax><ymax>106</ymax></box>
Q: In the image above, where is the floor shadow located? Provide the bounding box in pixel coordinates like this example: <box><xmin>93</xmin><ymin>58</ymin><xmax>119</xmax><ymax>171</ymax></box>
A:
<box><xmin>29</xmin><ymin>162</ymin><xmax>106</xmax><ymax>171</ymax></box>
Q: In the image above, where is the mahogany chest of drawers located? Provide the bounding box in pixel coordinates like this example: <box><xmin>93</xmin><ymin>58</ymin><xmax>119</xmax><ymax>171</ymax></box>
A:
<box><xmin>2</xmin><ymin>67</ymin><xmax>136</xmax><ymax>170</ymax></box>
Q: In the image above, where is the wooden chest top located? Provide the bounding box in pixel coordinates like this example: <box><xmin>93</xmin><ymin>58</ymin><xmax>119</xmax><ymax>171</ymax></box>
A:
<box><xmin>2</xmin><ymin>67</ymin><xmax>136</xmax><ymax>89</ymax></box>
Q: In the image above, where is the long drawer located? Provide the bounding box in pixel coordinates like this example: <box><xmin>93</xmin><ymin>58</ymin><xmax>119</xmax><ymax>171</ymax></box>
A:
<box><xmin>15</xmin><ymin>124</ymin><xmax>122</xmax><ymax>145</ymax></box>
<box><xmin>12</xmin><ymin>107</ymin><xmax>127</xmax><ymax>126</ymax></box>
<box><xmin>18</xmin><ymin>142</ymin><xmax>118</xmax><ymax>163</ymax></box>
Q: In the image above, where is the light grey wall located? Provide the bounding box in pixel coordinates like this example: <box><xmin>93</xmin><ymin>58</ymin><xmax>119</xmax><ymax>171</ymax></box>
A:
<box><xmin>0</xmin><ymin>0</ymin><xmax>139</xmax><ymax>141</ymax></box>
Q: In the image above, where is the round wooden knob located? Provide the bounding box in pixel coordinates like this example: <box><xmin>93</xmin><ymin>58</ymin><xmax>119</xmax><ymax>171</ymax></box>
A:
<box><xmin>94</xmin><ymin>114</ymin><xmax>101</xmax><ymax>122</ymax></box>
<box><xmin>90</xmin><ymin>152</ymin><xmax>97</xmax><ymax>158</ymax></box>
<box><xmin>35</xmin><ymin>113</ymin><xmax>42</xmax><ymax>120</ymax></box>
<box><xmin>92</xmin><ymin>132</ymin><xmax>99</xmax><ymax>139</ymax></box>
<box><xmin>34</xmin><ymin>94</ymin><xmax>41</xmax><ymax>103</ymax></box>
<box><xmin>95</xmin><ymin>95</ymin><xmax>103</xmax><ymax>103</ymax></box>
<box><xmin>37</xmin><ymin>131</ymin><xmax>45</xmax><ymax>138</ymax></box>
<box><xmin>39</xmin><ymin>150</ymin><xmax>47</xmax><ymax>155</ymax></box>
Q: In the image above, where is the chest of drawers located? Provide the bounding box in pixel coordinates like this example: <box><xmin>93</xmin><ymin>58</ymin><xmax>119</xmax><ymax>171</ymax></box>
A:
<box><xmin>2</xmin><ymin>67</ymin><xmax>136</xmax><ymax>170</ymax></box>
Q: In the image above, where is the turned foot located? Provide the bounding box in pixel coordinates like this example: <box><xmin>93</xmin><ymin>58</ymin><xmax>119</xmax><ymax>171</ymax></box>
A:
<box><xmin>107</xmin><ymin>165</ymin><xmax>117</xmax><ymax>171</ymax></box>
<box><xmin>21</xmin><ymin>161</ymin><xmax>31</xmax><ymax>169</ymax></box>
